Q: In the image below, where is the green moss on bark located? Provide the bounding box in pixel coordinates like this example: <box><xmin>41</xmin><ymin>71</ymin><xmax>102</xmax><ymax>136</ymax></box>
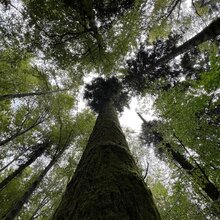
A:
<box><xmin>53</xmin><ymin>101</ymin><xmax>161</xmax><ymax>220</ymax></box>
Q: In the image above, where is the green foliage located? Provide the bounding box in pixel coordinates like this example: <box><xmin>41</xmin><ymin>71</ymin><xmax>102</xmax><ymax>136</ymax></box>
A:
<box><xmin>0</xmin><ymin>49</ymin><xmax>42</xmax><ymax>94</ymax></box>
<box><xmin>148</xmin><ymin>20</ymin><xmax>171</xmax><ymax>43</ymax></box>
<box><xmin>192</xmin><ymin>1</ymin><xmax>209</xmax><ymax>16</ymax></box>
<box><xmin>21</xmin><ymin>0</ymin><xmax>143</xmax><ymax>73</ymax></box>
<box><xmin>1</xmin><ymin>0</ymin><xmax>219</xmax><ymax>218</ymax></box>
<box><xmin>154</xmin><ymin>0</ymin><xmax>170</xmax><ymax>12</ymax></box>
<box><xmin>152</xmin><ymin>54</ymin><xmax>220</xmax><ymax>208</ymax></box>
<box><xmin>0</xmin><ymin>167</ymin><xmax>34</xmax><ymax>218</ymax></box>
<box><xmin>197</xmin><ymin>55</ymin><xmax>220</xmax><ymax>92</ymax></box>
<box><xmin>84</xmin><ymin>77</ymin><xmax>130</xmax><ymax>113</ymax></box>
<box><xmin>149</xmin><ymin>178</ymin><xmax>210</xmax><ymax>220</ymax></box>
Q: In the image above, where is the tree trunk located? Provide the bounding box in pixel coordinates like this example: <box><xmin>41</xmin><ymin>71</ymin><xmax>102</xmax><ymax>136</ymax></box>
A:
<box><xmin>154</xmin><ymin>17</ymin><xmax>220</xmax><ymax>67</ymax></box>
<box><xmin>4</xmin><ymin>151</ymin><xmax>61</xmax><ymax>220</ymax></box>
<box><xmin>53</xmin><ymin>100</ymin><xmax>161</xmax><ymax>220</ymax></box>
<box><xmin>0</xmin><ymin>151</ymin><xmax>24</xmax><ymax>173</ymax></box>
<box><xmin>137</xmin><ymin>113</ymin><xmax>220</xmax><ymax>201</ymax></box>
<box><xmin>164</xmin><ymin>143</ymin><xmax>219</xmax><ymax>201</ymax></box>
<box><xmin>0</xmin><ymin>142</ymin><xmax>50</xmax><ymax>191</ymax></box>
<box><xmin>0</xmin><ymin>89</ymin><xmax>68</xmax><ymax>101</ymax></box>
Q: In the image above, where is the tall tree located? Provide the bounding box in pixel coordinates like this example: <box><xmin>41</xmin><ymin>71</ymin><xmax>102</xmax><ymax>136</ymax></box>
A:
<box><xmin>0</xmin><ymin>89</ymin><xmax>68</xmax><ymax>101</ymax></box>
<box><xmin>53</xmin><ymin>77</ymin><xmax>161</xmax><ymax>219</ymax></box>
<box><xmin>124</xmin><ymin>18</ymin><xmax>220</xmax><ymax>94</ymax></box>
<box><xmin>4</xmin><ymin>149</ymin><xmax>63</xmax><ymax>220</ymax></box>
<box><xmin>1</xmin><ymin>0</ymin><xmax>219</xmax><ymax>218</ymax></box>
<box><xmin>0</xmin><ymin>141</ymin><xmax>51</xmax><ymax>191</ymax></box>
<box><xmin>138</xmin><ymin>113</ymin><xmax>220</xmax><ymax>202</ymax></box>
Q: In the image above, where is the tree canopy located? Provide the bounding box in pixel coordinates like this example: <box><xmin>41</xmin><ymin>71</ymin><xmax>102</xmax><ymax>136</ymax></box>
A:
<box><xmin>0</xmin><ymin>0</ymin><xmax>220</xmax><ymax>219</ymax></box>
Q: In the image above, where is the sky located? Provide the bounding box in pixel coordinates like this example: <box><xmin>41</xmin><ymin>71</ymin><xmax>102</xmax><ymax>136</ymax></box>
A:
<box><xmin>79</xmin><ymin>74</ymin><xmax>157</xmax><ymax>133</ymax></box>
<box><xmin>119</xmin><ymin>96</ymin><xmax>157</xmax><ymax>132</ymax></box>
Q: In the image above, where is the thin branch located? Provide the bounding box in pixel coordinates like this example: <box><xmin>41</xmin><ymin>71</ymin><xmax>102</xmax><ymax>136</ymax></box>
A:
<box><xmin>143</xmin><ymin>162</ymin><xmax>149</xmax><ymax>180</ymax></box>
<box><xmin>166</xmin><ymin>0</ymin><xmax>182</xmax><ymax>19</ymax></box>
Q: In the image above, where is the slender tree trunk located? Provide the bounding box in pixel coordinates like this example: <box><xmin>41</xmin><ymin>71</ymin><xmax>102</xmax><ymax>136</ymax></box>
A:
<box><xmin>0</xmin><ymin>142</ymin><xmax>50</xmax><ymax>191</ymax></box>
<box><xmin>0</xmin><ymin>89</ymin><xmax>68</xmax><ymax>101</ymax></box>
<box><xmin>4</xmin><ymin>150</ymin><xmax>62</xmax><ymax>220</ymax></box>
<box><xmin>0</xmin><ymin>119</ymin><xmax>43</xmax><ymax>147</ymax></box>
<box><xmin>154</xmin><ymin>17</ymin><xmax>220</xmax><ymax>67</ymax></box>
<box><xmin>0</xmin><ymin>151</ymin><xmax>24</xmax><ymax>173</ymax></box>
<box><xmin>53</xmin><ymin>101</ymin><xmax>161</xmax><ymax>220</ymax></box>
<box><xmin>29</xmin><ymin>195</ymin><xmax>49</xmax><ymax>220</ymax></box>
<box><xmin>164</xmin><ymin>143</ymin><xmax>219</xmax><ymax>201</ymax></box>
<box><xmin>137</xmin><ymin>113</ymin><xmax>220</xmax><ymax>201</ymax></box>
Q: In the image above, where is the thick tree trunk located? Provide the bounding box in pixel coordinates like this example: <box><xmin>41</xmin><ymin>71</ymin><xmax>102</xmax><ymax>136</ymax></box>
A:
<box><xmin>0</xmin><ymin>142</ymin><xmax>50</xmax><ymax>191</ymax></box>
<box><xmin>154</xmin><ymin>17</ymin><xmax>220</xmax><ymax>67</ymax></box>
<box><xmin>4</xmin><ymin>151</ymin><xmax>61</xmax><ymax>220</ymax></box>
<box><xmin>0</xmin><ymin>89</ymin><xmax>67</xmax><ymax>101</ymax></box>
<box><xmin>138</xmin><ymin>113</ymin><xmax>220</xmax><ymax>201</ymax></box>
<box><xmin>53</xmin><ymin>101</ymin><xmax>161</xmax><ymax>220</ymax></box>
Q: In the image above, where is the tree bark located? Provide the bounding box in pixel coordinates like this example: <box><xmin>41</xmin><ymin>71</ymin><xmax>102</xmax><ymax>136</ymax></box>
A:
<box><xmin>138</xmin><ymin>113</ymin><xmax>220</xmax><ymax>201</ymax></box>
<box><xmin>53</xmin><ymin>100</ymin><xmax>161</xmax><ymax>220</ymax></box>
<box><xmin>0</xmin><ymin>89</ymin><xmax>68</xmax><ymax>101</ymax></box>
<box><xmin>0</xmin><ymin>142</ymin><xmax>50</xmax><ymax>191</ymax></box>
<box><xmin>4</xmin><ymin>151</ymin><xmax>61</xmax><ymax>220</ymax></box>
<box><xmin>154</xmin><ymin>17</ymin><xmax>220</xmax><ymax>67</ymax></box>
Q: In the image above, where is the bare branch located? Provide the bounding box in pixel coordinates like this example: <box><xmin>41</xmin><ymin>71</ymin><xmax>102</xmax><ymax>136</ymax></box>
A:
<box><xmin>166</xmin><ymin>0</ymin><xmax>182</xmax><ymax>19</ymax></box>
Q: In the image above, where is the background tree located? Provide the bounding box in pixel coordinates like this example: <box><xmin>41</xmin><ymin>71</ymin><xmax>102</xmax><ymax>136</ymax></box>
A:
<box><xmin>138</xmin><ymin>114</ymin><xmax>219</xmax><ymax>202</ymax></box>
<box><xmin>0</xmin><ymin>0</ymin><xmax>220</xmax><ymax>218</ymax></box>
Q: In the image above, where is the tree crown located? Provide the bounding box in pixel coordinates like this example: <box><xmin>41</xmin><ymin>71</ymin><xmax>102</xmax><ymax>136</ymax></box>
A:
<box><xmin>84</xmin><ymin>76</ymin><xmax>129</xmax><ymax>113</ymax></box>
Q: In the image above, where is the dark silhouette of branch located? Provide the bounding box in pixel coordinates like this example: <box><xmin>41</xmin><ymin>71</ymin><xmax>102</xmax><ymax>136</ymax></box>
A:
<box><xmin>166</xmin><ymin>0</ymin><xmax>182</xmax><ymax>18</ymax></box>
<box><xmin>153</xmin><ymin>17</ymin><xmax>220</xmax><ymax>67</ymax></box>
<box><xmin>0</xmin><ymin>89</ymin><xmax>68</xmax><ymax>101</ymax></box>
<box><xmin>143</xmin><ymin>162</ymin><xmax>149</xmax><ymax>180</ymax></box>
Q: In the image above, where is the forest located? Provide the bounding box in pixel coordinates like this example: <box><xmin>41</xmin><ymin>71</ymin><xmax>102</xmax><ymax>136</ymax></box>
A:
<box><xmin>0</xmin><ymin>0</ymin><xmax>220</xmax><ymax>219</ymax></box>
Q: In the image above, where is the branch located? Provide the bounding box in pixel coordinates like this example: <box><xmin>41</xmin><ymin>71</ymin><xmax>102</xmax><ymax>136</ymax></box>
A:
<box><xmin>51</xmin><ymin>30</ymin><xmax>91</xmax><ymax>47</ymax></box>
<box><xmin>143</xmin><ymin>162</ymin><xmax>149</xmax><ymax>180</ymax></box>
<box><xmin>152</xmin><ymin>17</ymin><xmax>220</xmax><ymax>67</ymax></box>
<box><xmin>166</xmin><ymin>0</ymin><xmax>182</xmax><ymax>19</ymax></box>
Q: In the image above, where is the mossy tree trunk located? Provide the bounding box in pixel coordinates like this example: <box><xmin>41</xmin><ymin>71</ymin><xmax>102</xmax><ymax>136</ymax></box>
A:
<box><xmin>53</xmin><ymin>100</ymin><xmax>161</xmax><ymax>220</ymax></box>
<box><xmin>164</xmin><ymin>142</ymin><xmax>219</xmax><ymax>201</ymax></box>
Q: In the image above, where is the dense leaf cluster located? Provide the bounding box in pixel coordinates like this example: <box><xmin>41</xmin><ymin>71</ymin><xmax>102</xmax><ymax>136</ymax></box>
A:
<box><xmin>64</xmin><ymin>0</ymin><xmax>135</xmax><ymax>24</ymax></box>
<box><xmin>124</xmin><ymin>35</ymin><xmax>208</xmax><ymax>94</ymax></box>
<box><xmin>1</xmin><ymin>0</ymin><xmax>220</xmax><ymax>218</ymax></box>
<box><xmin>124</xmin><ymin>35</ymin><xmax>181</xmax><ymax>93</ymax></box>
<box><xmin>140</xmin><ymin>119</ymin><xmax>162</xmax><ymax>146</ymax></box>
<box><xmin>84</xmin><ymin>76</ymin><xmax>130</xmax><ymax>113</ymax></box>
